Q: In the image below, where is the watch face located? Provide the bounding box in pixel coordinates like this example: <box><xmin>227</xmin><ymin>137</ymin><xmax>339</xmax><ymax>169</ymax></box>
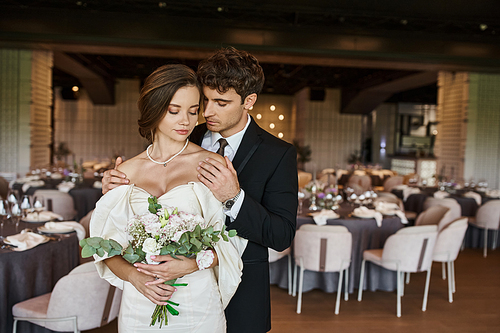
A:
<box><xmin>225</xmin><ymin>200</ymin><xmax>235</xmax><ymax>209</ymax></box>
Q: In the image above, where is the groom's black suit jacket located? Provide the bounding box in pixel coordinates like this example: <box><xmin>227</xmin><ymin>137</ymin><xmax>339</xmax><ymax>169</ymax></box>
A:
<box><xmin>190</xmin><ymin>117</ymin><xmax>298</xmax><ymax>333</ymax></box>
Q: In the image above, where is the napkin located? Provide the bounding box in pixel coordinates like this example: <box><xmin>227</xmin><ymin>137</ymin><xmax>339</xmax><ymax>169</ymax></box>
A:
<box><xmin>57</xmin><ymin>181</ymin><xmax>75</xmax><ymax>193</ymax></box>
<box><xmin>353</xmin><ymin>206</ymin><xmax>383</xmax><ymax>227</ymax></box>
<box><xmin>44</xmin><ymin>221</ymin><xmax>86</xmax><ymax>240</ymax></box>
<box><xmin>310</xmin><ymin>209</ymin><xmax>340</xmax><ymax>226</ymax></box>
<box><xmin>394</xmin><ymin>211</ymin><xmax>408</xmax><ymax>224</ymax></box>
<box><xmin>463</xmin><ymin>191</ymin><xmax>482</xmax><ymax>205</ymax></box>
<box><xmin>5</xmin><ymin>230</ymin><xmax>49</xmax><ymax>251</ymax></box>
<box><xmin>434</xmin><ymin>191</ymin><xmax>449</xmax><ymax>199</ymax></box>
<box><xmin>21</xmin><ymin>180</ymin><xmax>45</xmax><ymax>193</ymax></box>
<box><xmin>394</xmin><ymin>184</ymin><xmax>408</xmax><ymax>190</ymax></box>
<box><xmin>403</xmin><ymin>187</ymin><xmax>420</xmax><ymax>201</ymax></box>
<box><xmin>25</xmin><ymin>211</ymin><xmax>63</xmax><ymax>221</ymax></box>
<box><xmin>485</xmin><ymin>189</ymin><xmax>500</xmax><ymax>198</ymax></box>
<box><xmin>375</xmin><ymin>201</ymin><xmax>400</xmax><ymax>212</ymax></box>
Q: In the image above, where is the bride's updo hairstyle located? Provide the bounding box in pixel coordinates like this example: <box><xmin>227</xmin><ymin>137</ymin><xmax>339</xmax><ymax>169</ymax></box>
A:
<box><xmin>138</xmin><ymin>64</ymin><xmax>201</xmax><ymax>143</ymax></box>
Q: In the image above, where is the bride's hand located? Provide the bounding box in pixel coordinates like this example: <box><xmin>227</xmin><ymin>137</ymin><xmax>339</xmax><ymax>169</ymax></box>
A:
<box><xmin>135</xmin><ymin>255</ymin><xmax>198</xmax><ymax>282</ymax></box>
<box><xmin>129</xmin><ymin>270</ymin><xmax>176</xmax><ymax>306</ymax></box>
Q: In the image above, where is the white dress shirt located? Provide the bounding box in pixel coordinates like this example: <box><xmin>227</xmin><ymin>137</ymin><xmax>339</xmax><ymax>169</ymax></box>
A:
<box><xmin>200</xmin><ymin>115</ymin><xmax>251</xmax><ymax>220</ymax></box>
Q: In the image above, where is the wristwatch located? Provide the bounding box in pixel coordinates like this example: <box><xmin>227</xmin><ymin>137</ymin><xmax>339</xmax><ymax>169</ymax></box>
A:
<box><xmin>223</xmin><ymin>189</ymin><xmax>242</xmax><ymax>209</ymax></box>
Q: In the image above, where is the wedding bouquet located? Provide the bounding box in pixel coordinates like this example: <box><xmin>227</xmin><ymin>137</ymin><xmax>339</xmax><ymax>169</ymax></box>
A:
<box><xmin>80</xmin><ymin>196</ymin><xmax>236</xmax><ymax>327</ymax></box>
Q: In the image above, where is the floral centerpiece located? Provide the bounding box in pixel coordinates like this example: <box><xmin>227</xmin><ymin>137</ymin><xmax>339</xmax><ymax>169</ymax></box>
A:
<box><xmin>303</xmin><ymin>180</ymin><xmax>341</xmax><ymax>210</ymax></box>
<box><xmin>80</xmin><ymin>196</ymin><xmax>236</xmax><ymax>328</ymax></box>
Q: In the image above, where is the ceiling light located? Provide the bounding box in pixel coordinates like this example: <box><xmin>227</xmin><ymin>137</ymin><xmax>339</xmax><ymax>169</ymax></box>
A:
<box><xmin>72</xmin><ymin>86</ymin><xmax>79</xmax><ymax>92</ymax></box>
<box><xmin>278</xmin><ymin>114</ymin><xmax>284</xmax><ymax>120</ymax></box>
<box><xmin>480</xmin><ymin>24</ymin><xmax>488</xmax><ymax>31</ymax></box>
<box><xmin>278</xmin><ymin>132</ymin><xmax>284</xmax><ymax>138</ymax></box>
<box><xmin>432</xmin><ymin>130</ymin><xmax>438</xmax><ymax>135</ymax></box>
<box><xmin>269</xmin><ymin>123</ymin><xmax>275</xmax><ymax>129</ymax></box>
<box><xmin>256</xmin><ymin>114</ymin><xmax>262</xmax><ymax>119</ymax></box>
<box><xmin>217</xmin><ymin>7</ymin><xmax>224</xmax><ymax>12</ymax></box>
<box><xmin>270</xmin><ymin>105</ymin><xmax>276</xmax><ymax>111</ymax></box>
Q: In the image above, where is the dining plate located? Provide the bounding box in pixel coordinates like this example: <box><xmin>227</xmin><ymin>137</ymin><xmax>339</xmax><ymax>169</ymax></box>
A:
<box><xmin>38</xmin><ymin>226</ymin><xmax>74</xmax><ymax>234</ymax></box>
<box><xmin>21</xmin><ymin>216</ymin><xmax>51</xmax><ymax>223</ymax></box>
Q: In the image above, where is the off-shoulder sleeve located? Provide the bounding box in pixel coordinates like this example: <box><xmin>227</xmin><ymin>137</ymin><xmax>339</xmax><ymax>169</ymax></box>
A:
<box><xmin>89</xmin><ymin>185</ymin><xmax>135</xmax><ymax>290</ymax></box>
<box><xmin>192</xmin><ymin>182</ymin><xmax>248</xmax><ymax>308</ymax></box>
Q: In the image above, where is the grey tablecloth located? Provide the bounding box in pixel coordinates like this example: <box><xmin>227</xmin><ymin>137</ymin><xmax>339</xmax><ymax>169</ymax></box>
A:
<box><xmin>270</xmin><ymin>212</ymin><xmax>405</xmax><ymax>294</ymax></box>
<box><xmin>0</xmin><ymin>220</ymin><xmax>80</xmax><ymax>333</ymax></box>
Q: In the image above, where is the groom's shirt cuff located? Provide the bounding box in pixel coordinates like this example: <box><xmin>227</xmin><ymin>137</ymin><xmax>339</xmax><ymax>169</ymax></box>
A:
<box><xmin>223</xmin><ymin>189</ymin><xmax>245</xmax><ymax>222</ymax></box>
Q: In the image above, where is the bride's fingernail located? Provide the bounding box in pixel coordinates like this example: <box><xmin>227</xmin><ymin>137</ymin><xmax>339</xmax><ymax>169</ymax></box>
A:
<box><xmin>150</xmin><ymin>255</ymin><xmax>156</xmax><ymax>259</ymax></box>
<box><xmin>133</xmin><ymin>264</ymin><xmax>138</xmax><ymax>267</ymax></box>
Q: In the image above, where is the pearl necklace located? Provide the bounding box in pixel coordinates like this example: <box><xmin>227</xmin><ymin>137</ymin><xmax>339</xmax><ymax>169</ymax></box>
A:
<box><xmin>146</xmin><ymin>139</ymin><xmax>189</xmax><ymax>167</ymax></box>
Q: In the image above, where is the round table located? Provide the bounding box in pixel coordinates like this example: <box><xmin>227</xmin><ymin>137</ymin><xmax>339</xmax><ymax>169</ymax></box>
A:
<box><xmin>0</xmin><ymin>219</ymin><xmax>80</xmax><ymax>333</ymax></box>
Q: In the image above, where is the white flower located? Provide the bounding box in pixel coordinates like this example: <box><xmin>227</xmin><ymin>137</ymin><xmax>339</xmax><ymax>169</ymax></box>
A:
<box><xmin>196</xmin><ymin>250</ymin><xmax>215</xmax><ymax>270</ymax></box>
<box><xmin>144</xmin><ymin>222</ymin><xmax>162</xmax><ymax>236</ymax></box>
<box><xmin>142</xmin><ymin>237</ymin><xmax>159</xmax><ymax>253</ymax></box>
<box><xmin>172</xmin><ymin>230</ymin><xmax>187</xmax><ymax>242</ymax></box>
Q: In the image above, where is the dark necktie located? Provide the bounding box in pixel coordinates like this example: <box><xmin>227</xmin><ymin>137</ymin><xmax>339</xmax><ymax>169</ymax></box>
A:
<box><xmin>216</xmin><ymin>138</ymin><xmax>229</xmax><ymax>156</ymax></box>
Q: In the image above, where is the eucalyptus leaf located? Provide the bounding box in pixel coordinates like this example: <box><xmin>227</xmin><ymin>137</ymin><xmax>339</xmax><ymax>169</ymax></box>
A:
<box><xmin>166</xmin><ymin>244</ymin><xmax>177</xmax><ymax>252</ymax></box>
<box><xmin>228</xmin><ymin>230</ymin><xmax>237</xmax><ymax>237</ymax></box>
<box><xmin>96</xmin><ymin>247</ymin><xmax>105</xmax><ymax>257</ymax></box>
<box><xmin>100</xmin><ymin>239</ymin><xmax>111</xmax><ymax>251</ymax></box>
<box><xmin>81</xmin><ymin>244</ymin><xmax>96</xmax><ymax>258</ymax></box>
<box><xmin>190</xmin><ymin>237</ymin><xmax>202</xmax><ymax>249</ymax></box>
<box><xmin>109</xmin><ymin>239</ymin><xmax>123</xmax><ymax>251</ymax></box>
<box><xmin>221</xmin><ymin>234</ymin><xmax>228</xmax><ymax>242</ymax></box>
<box><xmin>108</xmin><ymin>249</ymin><xmax>122</xmax><ymax>257</ymax></box>
<box><xmin>212</xmin><ymin>235</ymin><xmax>220</xmax><ymax>242</ymax></box>
<box><xmin>193</xmin><ymin>225</ymin><xmax>201</xmax><ymax>238</ymax></box>
<box><xmin>86</xmin><ymin>237</ymin><xmax>102</xmax><ymax>248</ymax></box>
<box><xmin>160</xmin><ymin>246</ymin><xmax>170</xmax><ymax>255</ymax></box>
<box><xmin>79</xmin><ymin>239</ymin><xmax>88</xmax><ymax>247</ymax></box>
<box><xmin>123</xmin><ymin>253</ymin><xmax>140</xmax><ymax>264</ymax></box>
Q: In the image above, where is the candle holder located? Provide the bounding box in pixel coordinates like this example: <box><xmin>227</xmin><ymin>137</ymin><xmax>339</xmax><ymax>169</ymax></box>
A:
<box><xmin>308</xmin><ymin>185</ymin><xmax>319</xmax><ymax>211</ymax></box>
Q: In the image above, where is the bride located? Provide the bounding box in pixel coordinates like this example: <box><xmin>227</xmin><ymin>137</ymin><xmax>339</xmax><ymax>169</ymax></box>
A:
<box><xmin>90</xmin><ymin>64</ymin><xmax>245</xmax><ymax>332</ymax></box>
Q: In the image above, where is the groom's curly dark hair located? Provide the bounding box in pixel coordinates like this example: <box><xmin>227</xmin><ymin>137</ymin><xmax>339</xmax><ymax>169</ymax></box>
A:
<box><xmin>197</xmin><ymin>46</ymin><xmax>265</xmax><ymax>104</ymax></box>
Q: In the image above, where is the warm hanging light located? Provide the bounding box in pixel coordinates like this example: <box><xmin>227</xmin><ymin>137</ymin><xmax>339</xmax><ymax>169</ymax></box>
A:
<box><xmin>270</xmin><ymin>105</ymin><xmax>276</xmax><ymax>111</ymax></box>
<box><xmin>278</xmin><ymin>132</ymin><xmax>284</xmax><ymax>138</ymax></box>
<box><xmin>278</xmin><ymin>114</ymin><xmax>284</xmax><ymax>120</ymax></box>
<box><xmin>256</xmin><ymin>114</ymin><xmax>262</xmax><ymax>119</ymax></box>
<box><xmin>269</xmin><ymin>123</ymin><xmax>275</xmax><ymax>129</ymax></box>
<box><xmin>72</xmin><ymin>86</ymin><xmax>79</xmax><ymax>92</ymax></box>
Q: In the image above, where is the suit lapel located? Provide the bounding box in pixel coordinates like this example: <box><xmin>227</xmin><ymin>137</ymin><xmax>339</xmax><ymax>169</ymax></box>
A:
<box><xmin>232</xmin><ymin>118</ymin><xmax>262</xmax><ymax>175</ymax></box>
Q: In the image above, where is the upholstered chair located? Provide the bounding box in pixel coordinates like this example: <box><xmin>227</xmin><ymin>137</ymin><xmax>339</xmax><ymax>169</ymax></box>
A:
<box><xmin>33</xmin><ymin>189</ymin><xmax>77</xmax><ymax>220</ymax></box>
<box><xmin>383</xmin><ymin>176</ymin><xmax>404</xmax><ymax>192</ymax></box>
<box><xmin>358</xmin><ymin>225</ymin><xmax>438</xmax><ymax>317</ymax></box>
<box><xmin>293</xmin><ymin>225</ymin><xmax>352</xmax><ymax>315</ymax></box>
<box><xmin>12</xmin><ymin>262</ymin><xmax>122</xmax><ymax>332</ymax></box>
<box><xmin>468</xmin><ymin>200</ymin><xmax>500</xmax><ymax>257</ymax></box>
<box><xmin>269</xmin><ymin>247</ymin><xmax>293</xmax><ymax>295</ymax></box>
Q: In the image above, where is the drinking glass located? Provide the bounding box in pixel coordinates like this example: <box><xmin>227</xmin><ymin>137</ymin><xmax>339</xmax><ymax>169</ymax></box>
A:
<box><xmin>0</xmin><ymin>200</ymin><xmax>12</xmax><ymax>240</ymax></box>
<box><xmin>33</xmin><ymin>195</ymin><xmax>45</xmax><ymax>222</ymax></box>
<box><xmin>11</xmin><ymin>203</ymin><xmax>22</xmax><ymax>232</ymax></box>
<box><xmin>20</xmin><ymin>195</ymin><xmax>32</xmax><ymax>219</ymax></box>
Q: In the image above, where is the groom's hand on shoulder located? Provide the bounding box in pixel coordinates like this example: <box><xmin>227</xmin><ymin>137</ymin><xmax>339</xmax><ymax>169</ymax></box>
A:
<box><xmin>197</xmin><ymin>156</ymin><xmax>240</xmax><ymax>203</ymax></box>
<box><xmin>102</xmin><ymin>157</ymin><xmax>129</xmax><ymax>194</ymax></box>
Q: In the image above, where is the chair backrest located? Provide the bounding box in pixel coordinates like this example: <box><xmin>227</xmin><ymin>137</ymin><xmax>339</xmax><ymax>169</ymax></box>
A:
<box><xmin>382</xmin><ymin>225</ymin><xmax>438</xmax><ymax>272</ymax></box>
<box><xmin>475</xmin><ymin>200</ymin><xmax>500</xmax><ymax>229</ymax></box>
<box><xmin>45</xmin><ymin>262</ymin><xmax>122</xmax><ymax>331</ymax></box>
<box><xmin>433</xmin><ymin>218</ymin><xmax>468</xmax><ymax>262</ymax></box>
<box><xmin>294</xmin><ymin>225</ymin><xmax>352</xmax><ymax>272</ymax></box>
<box><xmin>383</xmin><ymin>176</ymin><xmax>404</xmax><ymax>192</ymax></box>
<box><xmin>423</xmin><ymin>198</ymin><xmax>462</xmax><ymax>230</ymax></box>
<box><xmin>415</xmin><ymin>205</ymin><xmax>450</xmax><ymax>227</ymax></box>
<box><xmin>33</xmin><ymin>189</ymin><xmax>77</xmax><ymax>220</ymax></box>
<box><xmin>0</xmin><ymin>176</ymin><xmax>8</xmax><ymax>200</ymax></box>
<box><xmin>268</xmin><ymin>247</ymin><xmax>291</xmax><ymax>262</ymax></box>
<box><xmin>298</xmin><ymin>171</ymin><xmax>313</xmax><ymax>189</ymax></box>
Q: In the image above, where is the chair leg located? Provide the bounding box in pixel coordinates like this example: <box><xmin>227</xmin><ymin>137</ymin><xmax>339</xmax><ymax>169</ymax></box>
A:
<box><xmin>441</xmin><ymin>262</ymin><xmax>446</xmax><ymax>280</ymax></box>
<box><xmin>400</xmin><ymin>271</ymin><xmax>405</xmax><ymax>296</ymax></box>
<box><xmin>493</xmin><ymin>230</ymin><xmax>498</xmax><ymax>249</ymax></box>
<box><xmin>397</xmin><ymin>268</ymin><xmax>401</xmax><ymax>318</ymax></box>
<box><xmin>12</xmin><ymin>318</ymin><xmax>18</xmax><ymax>333</ymax></box>
<box><xmin>287</xmin><ymin>253</ymin><xmax>292</xmax><ymax>295</ymax></box>
<box><xmin>406</xmin><ymin>272</ymin><xmax>410</xmax><ymax>284</ymax></box>
<box><xmin>335</xmin><ymin>268</ymin><xmax>343</xmax><ymax>315</ymax></box>
<box><xmin>296</xmin><ymin>262</ymin><xmax>305</xmax><ymax>314</ymax></box>
<box><xmin>358</xmin><ymin>259</ymin><xmax>366</xmax><ymax>301</ymax></box>
<box><xmin>484</xmin><ymin>228</ymin><xmax>488</xmax><ymax>258</ymax></box>
<box><xmin>292</xmin><ymin>262</ymin><xmax>298</xmax><ymax>297</ymax></box>
<box><xmin>73</xmin><ymin>317</ymin><xmax>78</xmax><ymax>333</ymax></box>
<box><xmin>447</xmin><ymin>261</ymin><xmax>453</xmax><ymax>303</ymax></box>
<box><xmin>344</xmin><ymin>266</ymin><xmax>349</xmax><ymax>301</ymax></box>
<box><xmin>451</xmin><ymin>261</ymin><xmax>456</xmax><ymax>293</ymax></box>
<box><xmin>422</xmin><ymin>267</ymin><xmax>432</xmax><ymax>312</ymax></box>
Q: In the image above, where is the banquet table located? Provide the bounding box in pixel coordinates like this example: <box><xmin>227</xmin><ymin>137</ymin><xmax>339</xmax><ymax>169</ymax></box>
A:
<box><xmin>0</xmin><ymin>219</ymin><xmax>80</xmax><ymax>333</ymax></box>
<box><xmin>270</xmin><ymin>204</ymin><xmax>405</xmax><ymax>294</ymax></box>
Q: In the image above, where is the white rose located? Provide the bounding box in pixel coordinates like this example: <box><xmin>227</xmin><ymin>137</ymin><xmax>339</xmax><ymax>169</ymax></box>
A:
<box><xmin>196</xmin><ymin>250</ymin><xmax>215</xmax><ymax>270</ymax></box>
<box><xmin>142</xmin><ymin>238</ymin><xmax>158</xmax><ymax>253</ymax></box>
<box><xmin>144</xmin><ymin>222</ymin><xmax>162</xmax><ymax>235</ymax></box>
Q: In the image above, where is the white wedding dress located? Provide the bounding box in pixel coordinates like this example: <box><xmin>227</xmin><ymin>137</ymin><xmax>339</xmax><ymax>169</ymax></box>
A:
<box><xmin>90</xmin><ymin>182</ymin><xmax>247</xmax><ymax>333</ymax></box>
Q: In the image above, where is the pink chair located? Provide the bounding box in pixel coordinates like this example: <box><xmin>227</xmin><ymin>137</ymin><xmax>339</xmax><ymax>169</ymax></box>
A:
<box><xmin>293</xmin><ymin>225</ymin><xmax>352</xmax><ymax>315</ymax></box>
<box><xmin>383</xmin><ymin>176</ymin><xmax>404</xmax><ymax>192</ymax></box>
<box><xmin>269</xmin><ymin>247</ymin><xmax>292</xmax><ymax>295</ymax></box>
<box><xmin>423</xmin><ymin>198</ymin><xmax>462</xmax><ymax>231</ymax></box>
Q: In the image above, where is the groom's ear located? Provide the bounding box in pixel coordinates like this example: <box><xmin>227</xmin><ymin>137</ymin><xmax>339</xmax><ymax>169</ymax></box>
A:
<box><xmin>243</xmin><ymin>93</ymin><xmax>257</xmax><ymax>110</ymax></box>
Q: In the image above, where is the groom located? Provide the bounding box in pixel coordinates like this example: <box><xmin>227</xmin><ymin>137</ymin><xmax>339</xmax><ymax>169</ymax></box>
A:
<box><xmin>102</xmin><ymin>47</ymin><xmax>298</xmax><ymax>332</ymax></box>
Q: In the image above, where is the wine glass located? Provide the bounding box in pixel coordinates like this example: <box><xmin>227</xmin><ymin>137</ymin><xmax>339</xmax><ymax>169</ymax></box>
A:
<box><xmin>32</xmin><ymin>195</ymin><xmax>45</xmax><ymax>222</ymax></box>
<box><xmin>11</xmin><ymin>203</ymin><xmax>22</xmax><ymax>232</ymax></box>
<box><xmin>0</xmin><ymin>200</ymin><xmax>11</xmax><ymax>241</ymax></box>
<box><xmin>20</xmin><ymin>195</ymin><xmax>32</xmax><ymax>219</ymax></box>
<box><xmin>297</xmin><ymin>191</ymin><xmax>305</xmax><ymax>215</ymax></box>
